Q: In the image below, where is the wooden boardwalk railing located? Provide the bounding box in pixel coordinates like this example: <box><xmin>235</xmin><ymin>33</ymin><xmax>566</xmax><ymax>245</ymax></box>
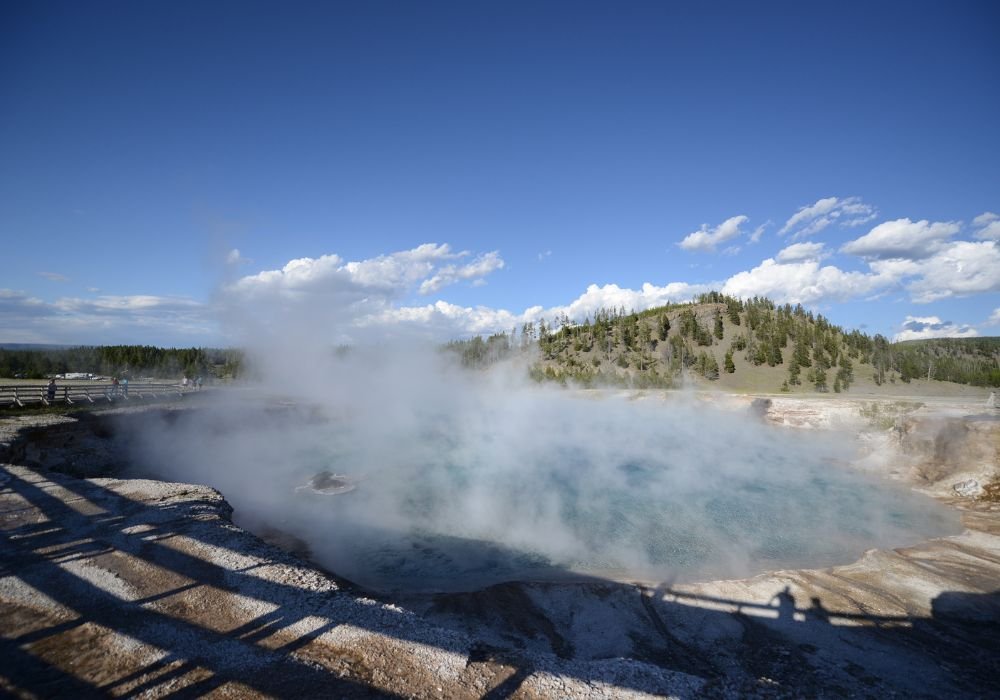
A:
<box><xmin>0</xmin><ymin>383</ymin><xmax>195</xmax><ymax>408</ymax></box>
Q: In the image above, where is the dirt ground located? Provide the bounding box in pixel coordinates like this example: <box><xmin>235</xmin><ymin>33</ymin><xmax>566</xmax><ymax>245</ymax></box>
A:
<box><xmin>1</xmin><ymin>394</ymin><xmax>998</xmax><ymax>698</ymax></box>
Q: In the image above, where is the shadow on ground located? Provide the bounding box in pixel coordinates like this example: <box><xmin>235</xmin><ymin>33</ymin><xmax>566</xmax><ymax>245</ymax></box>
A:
<box><xmin>2</xmin><ymin>410</ymin><xmax>999</xmax><ymax>697</ymax></box>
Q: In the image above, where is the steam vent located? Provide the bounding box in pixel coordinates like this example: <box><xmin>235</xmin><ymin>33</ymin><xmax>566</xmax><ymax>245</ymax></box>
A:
<box><xmin>2</xmin><ymin>393</ymin><xmax>999</xmax><ymax>698</ymax></box>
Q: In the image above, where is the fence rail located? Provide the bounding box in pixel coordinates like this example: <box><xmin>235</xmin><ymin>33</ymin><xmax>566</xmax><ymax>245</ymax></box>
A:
<box><xmin>0</xmin><ymin>383</ymin><xmax>193</xmax><ymax>408</ymax></box>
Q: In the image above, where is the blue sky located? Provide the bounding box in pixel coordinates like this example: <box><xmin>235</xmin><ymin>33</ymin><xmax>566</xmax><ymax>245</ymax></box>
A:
<box><xmin>2</xmin><ymin>0</ymin><xmax>998</xmax><ymax>346</ymax></box>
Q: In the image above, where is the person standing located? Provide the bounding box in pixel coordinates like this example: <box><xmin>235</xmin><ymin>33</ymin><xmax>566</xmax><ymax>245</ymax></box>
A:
<box><xmin>47</xmin><ymin>378</ymin><xmax>57</xmax><ymax>403</ymax></box>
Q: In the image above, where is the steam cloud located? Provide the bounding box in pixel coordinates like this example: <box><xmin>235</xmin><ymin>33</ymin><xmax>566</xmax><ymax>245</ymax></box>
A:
<box><xmin>124</xmin><ymin>342</ymin><xmax>959</xmax><ymax>593</ymax></box>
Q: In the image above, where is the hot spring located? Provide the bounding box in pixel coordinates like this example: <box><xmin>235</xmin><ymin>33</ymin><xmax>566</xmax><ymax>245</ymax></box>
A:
<box><xmin>128</xmin><ymin>389</ymin><xmax>961</xmax><ymax>594</ymax></box>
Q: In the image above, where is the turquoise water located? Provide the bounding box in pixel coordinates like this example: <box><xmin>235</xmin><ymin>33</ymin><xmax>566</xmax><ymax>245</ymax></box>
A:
<box><xmin>274</xmin><ymin>416</ymin><xmax>962</xmax><ymax>593</ymax></box>
<box><xmin>147</xmin><ymin>397</ymin><xmax>963</xmax><ymax>594</ymax></box>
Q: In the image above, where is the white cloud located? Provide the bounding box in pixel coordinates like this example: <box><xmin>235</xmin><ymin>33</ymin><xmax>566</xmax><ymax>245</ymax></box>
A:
<box><xmin>678</xmin><ymin>215</ymin><xmax>748</xmax><ymax>252</ymax></box>
<box><xmin>719</xmin><ymin>236</ymin><xmax>999</xmax><ymax>307</ymax></box>
<box><xmin>987</xmin><ymin>308</ymin><xmax>1000</xmax><ymax>326</ymax></box>
<box><xmin>372</xmin><ymin>281</ymin><xmax>709</xmax><ymax>338</ymax></box>
<box><xmin>362</xmin><ymin>300</ymin><xmax>523</xmax><ymax>336</ymax></box>
<box><xmin>721</xmin><ymin>258</ymin><xmax>893</xmax><ymax>305</ymax></box>
<box><xmin>538</xmin><ymin>250</ymin><xmax>552</xmax><ymax>261</ymax></box>
<box><xmin>220</xmin><ymin>243</ymin><xmax>509</xmax><ymax>343</ymax></box>
<box><xmin>37</xmin><ymin>271</ymin><xmax>70</xmax><ymax>283</ymax></box>
<box><xmin>841</xmin><ymin>218</ymin><xmax>960</xmax><ymax>259</ymax></box>
<box><xmin>545</xmin><ymin>282</ymin><xmax>707</xmax><ymax>320</ymax></box>
<box><xmin>906</xmin><ymin>240</ymin><xmax>1000</xmax><ymax>302</ymax></box>
<box><xmin>972</xmin><ymin>211</ymin><xmax>1000</xmax><ymax>241</ymax></box>
<box><xmin>775</xmin><ymin>242</ymin><xmax>827</xmax><ymax>263</ymax></box>
<box><xmin>748</xmin><ymin>222</ymin><xmax>769</xmax><ymax>244</ymax></box>
<box><xmin>53</xmin><ymin>295</ymin><xmax>203</xmax><ymax>313</ymax></box>
<box><xmin>229</xmin><ymin>243</ymin><xmax>464</xmax><ymax>301</ymax></box>
<box><xmin>7</xmin><ymin>230</ymin><xmax>998</xmax><ymax>346</ymax></box>
<box><xmin>0</xmin><ymin>289</ymin><xmax>214</xmax><ymax>345</ymax></box>
<box><xmin>779</xmin><ymin>196</ymin><xmax>877</xmax><ymax>238</ymax></box>
<box><xmin>893</xmin><ymin>316</ymin><xmax>979</xmax><ymax>342</ymax></box>
<box><xmin>418</xmin><ymin>251</ymin><xmax>505</xmax><ymax>294</ymax></box>
<box><xmin>780</xmin><ymin>197</ymin><xmax>837</xmax><ymax>234</ymax></box>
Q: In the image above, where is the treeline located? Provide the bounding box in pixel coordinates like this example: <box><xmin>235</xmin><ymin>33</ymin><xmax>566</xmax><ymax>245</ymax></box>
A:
<box><xmin>891</xmin><ymin>338</ymin><xmax>1000</xmax><ymax>387</ymax></box>
<box><xmin>443</xmin><ymin>332</ymin><xmax>518</xmax><ymax>368</ymax></box>
<box><xmin>0</xmin><ymin>345</ymin><xmax>244</xmax><ymax>380</ymax></box>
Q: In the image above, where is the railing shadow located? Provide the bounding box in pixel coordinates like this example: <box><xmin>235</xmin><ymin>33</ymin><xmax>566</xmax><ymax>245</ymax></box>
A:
<box><xmin>2</xmin><ymin>459</ymin><xmax>1000</xmax><ymax>698</ymax></box>
<box><xmin>0</xmin><ymin>465</ymin><xmax>403</xmax><ymax>697</ymax></box>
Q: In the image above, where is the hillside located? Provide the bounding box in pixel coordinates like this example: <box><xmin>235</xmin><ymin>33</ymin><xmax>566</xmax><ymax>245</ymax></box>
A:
<box><xmin>448</xmin><ymin>292</ymin><xmax>999</xmax><ymax>394</ymax></box>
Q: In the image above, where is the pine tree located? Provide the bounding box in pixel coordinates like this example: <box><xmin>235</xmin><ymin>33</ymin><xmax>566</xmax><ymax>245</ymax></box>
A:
<box><xmin>658</xmin><ymin>314</ymin><xmax>670</xmax><ymax>341</ymax></box>
<box><xmin>794</xmin><ymin>335</ymin><xmax>811</xmax><ymax>368</ymax></box>
<box><xmin>814</xmin><ymin>368</ymin><xmax>828</xmax><ymax>392</ymax></box>
<box><xmin>727</xmin><ymin>300</ymin><xmax>741</xmax><ymax>325</ymax></box>
<box><xmin>724</xmin><ymin>350</ymin><xmax>735</xmax><ymax>373</ymax></box>
<box><xmin>705</xmin><ymin>353</ymin><xmax>720</xmax><ymax>380</ymax></box>
<box><xmin>789</xmin><ymin>363</ymin><xmax>801</xmax><ymax>385</ymax></box>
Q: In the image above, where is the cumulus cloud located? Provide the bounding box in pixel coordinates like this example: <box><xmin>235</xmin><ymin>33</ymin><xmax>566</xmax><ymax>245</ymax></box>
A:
<box><xmin>678</xmin><ymin>215</ymin><xmax>748</xmax><ymax>252</ymax></box>
<box><xmin>718</xmin><ymin>236</ymin><xmax>999</xmax><ymax>307</ymax></box>
<box><xmin>418</xmin><ymin>251</ymin><xmax>505</xmax><ymax>294</ymax></box>
<box><xmin>721</xmin><ymin>258</ymin><xmax>894</xmax><ymax>305</ymax></box>
<box><xmin>906</xmin><ymin>240</ymin><xmax>1000</xmax><ymax>302</ymax></box>
<box><xmin>893</xmin><ymin>316</ymin><xmax>979</xmax><ymax>342</ymax></box>
<box><xmin>775</xmin><ymin>242</ymin><xmax>827</xmax><ymax>263</ymax></box>
<box><xmin>987</xmin><ymin>308</ymin><xmax>1000</xmax><ymax>326</ymax></box>
<box><xmin>779</xmin><ymin>196</ymin><xmax>876</xmax><ymax>238</ymax></box>
<box><xmin>973</xmin><ymin>212</ymin><xmax>1000</xmax><ymax>241</ymax></box>
<box><xmin>228</xmin><ymin>243</ymin><xmax>500</xmax><ymax>303</ymax></box>
<box><xmin>841</xmin><ymin>218</ymin><xmax>960</xmax><ymax>259</ymax></box>
<box><xmin>219</xmin><ymin>243</ymin><xmax>510</xmax><ymax>345</ymax></box>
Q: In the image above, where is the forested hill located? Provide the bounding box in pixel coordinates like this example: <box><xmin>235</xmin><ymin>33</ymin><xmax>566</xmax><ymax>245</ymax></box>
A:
<box><xmin>447</xmin><ymin>292</ymin><xmax>1000</xmax><ymax>392</ymax></box>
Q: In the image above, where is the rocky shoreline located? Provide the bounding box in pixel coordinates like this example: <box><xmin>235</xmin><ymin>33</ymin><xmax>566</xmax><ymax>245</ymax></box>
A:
<box><xmin>1</xmin><ymin>396</ymin><xmax>998</xmax><ymax>698</ymax></box>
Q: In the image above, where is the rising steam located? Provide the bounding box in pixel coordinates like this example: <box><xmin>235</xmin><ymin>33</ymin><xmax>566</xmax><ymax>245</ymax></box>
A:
<box><xmin>123</xmin><ymin>341</ymin><xmax>960</xmax><ymax>593</ymax></box>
